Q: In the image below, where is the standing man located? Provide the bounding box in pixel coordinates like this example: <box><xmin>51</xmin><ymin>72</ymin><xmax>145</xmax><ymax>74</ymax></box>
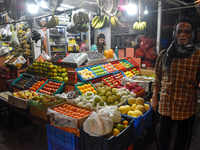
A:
<box><xmin>75</xmin><ymin>36</ymin><xmax>88</xmax><ymax>52</ymax></box>
<box><xmin>151</xmin><ymin>17</ymin><xmax>200</xmax><ymax>150</ymax></box>
<box><xmin>90</xmin><ymin>33</ymin><xmax>106</xmax><ymax>54</ymax></box>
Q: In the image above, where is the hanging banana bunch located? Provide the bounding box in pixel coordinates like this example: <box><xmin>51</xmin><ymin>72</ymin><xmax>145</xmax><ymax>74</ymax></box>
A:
<box><xmin>133</xmin><ymin>21</ymin><xmax>146</xmax><ymax>30</ymax></box>
<box><xmin>91</xmin><ymin>15</ymin><xmax>110</xmax><ymax>29</ymax></box>
<box><xmin>44</xmin><ymin>15</ymin><xmax>59</xmax><ymax>28</ymax></box>
<box><xmin>73</xmin><ymin>12</ymin><xmax>89</xmax><ymax>25</ymax></box>
<box><xmin>110</xmin><ymin>15</ymin><xmax>122</xmax><ymax>27</ymax></box>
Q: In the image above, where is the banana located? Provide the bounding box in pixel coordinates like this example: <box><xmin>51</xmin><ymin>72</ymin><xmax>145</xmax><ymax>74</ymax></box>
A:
<box><xmin>73</xmin><ymin>13</ymin><xmax>78</xmax><ymax>25</ymax></box>
<box><xmin>44</xmin><ymin>15</ymin><xmax>57</xmax><ymax>28</ymax></box>
<box><xmin>133</xmin><ymin>22</ymin><xmax>138</xmax><ymax>29</ymax></box>
<box><xmin>54</xmin><ymin>16</ymin><xmax>59</xmax><ymax>26</ymax></box>
<box><xmin>101</xmin><ymin>15</ymin><xmax>107</xmax><ymax>29</ymax></box>
<box><xmin>95</xmin><ymin>17</ymin><xmax>103</xmax><ymax>29</ymax></box>
<box><xmin>83</xmin><ymin>13</ymin><xmax>89</xmax><ymax>23</ymax></box>
<box><xmin>133</xmin><ymin>21</ymin><xmax>147</xmax><ymax>30</ymax></box>
<box><xmin>114</xmin><ymin>16</ymin><xmax>122</xmax><ymax>27</ymax></box>
<box><xmin>110</xmin><ymin>16</ymin><xmax>116</xmax><ymax>26</ymax></box>
<box><xmin>92</xmin><ymin>16</ymin><xmax>100</xmax><ymax>27</ymax></box>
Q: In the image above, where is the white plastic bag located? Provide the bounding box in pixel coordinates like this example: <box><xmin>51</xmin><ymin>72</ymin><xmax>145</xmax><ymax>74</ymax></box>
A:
<box><xmin>83</xmin><ymin>111</ymin><xmax>113</xmax><ymax>137</ymax></box>
<box><xmin>9</xmin><ymin>30</ymin><xmax>20</xmax><ymax>47</ymax></box>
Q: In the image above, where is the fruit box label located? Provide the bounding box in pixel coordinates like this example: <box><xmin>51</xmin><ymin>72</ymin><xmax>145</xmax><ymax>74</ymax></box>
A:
<box><xmin>13</xmin><ymin>55</ymin><xmax>27</xmax><ymax>69</ymax></box>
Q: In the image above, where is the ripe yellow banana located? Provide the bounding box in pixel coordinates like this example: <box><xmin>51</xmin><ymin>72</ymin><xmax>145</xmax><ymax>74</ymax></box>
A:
<box><xmin>110</xmin><ymin>16</ymin><xmax>116</xmax><ymax>26</ymax></box>
<box><xmin>92</xmin><ymin>16</ymin><xmax>100</xmax><ymax>27</ymax></box>
<box><xmin>133</xmin><ymin>21</ymin><xmax>147</xmax><ymax>30</ymax></box>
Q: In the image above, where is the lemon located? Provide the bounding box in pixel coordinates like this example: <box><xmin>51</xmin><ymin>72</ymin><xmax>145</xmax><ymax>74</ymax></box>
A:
<box><xmin>112</xmin><ymin>128</ymin><xmax>120</xmax><ymax>136</ymax></box>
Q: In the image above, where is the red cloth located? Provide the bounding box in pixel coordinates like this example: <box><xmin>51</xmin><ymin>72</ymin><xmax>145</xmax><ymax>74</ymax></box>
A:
<box><xmin>80</xmin><ymin>42</ymin><xmax>88</xmax><ymax>52</ymax></box>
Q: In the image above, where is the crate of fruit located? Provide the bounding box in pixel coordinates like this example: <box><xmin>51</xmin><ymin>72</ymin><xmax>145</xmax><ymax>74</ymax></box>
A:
<box><xmin>101</xmin><ymin>63</ymin><xmax>118</xmax><ymax>73</ymax></box>
<box><xmin>131</xmin><ymin>67</ymin><xmax>141</xmax><ymax>76</ymax></box>
<box><xmin>119</xmin><ymin>60</ymin><xmax>134</xmax><ymax>69</ymax></box>
<box><xmin>75</xmin><ymin>81</ymin><xmax>97</xmax><ymax>95</ymax></box>
<box><xmin>36</xmin><ymin>79</ymin><xmax>65</xmax><ymax>96</ymax></box>
<box><xmin>102</xmin><ymin>75</ymin><xmax>121</xmax><ymax>88</ymax></box>
<box><xmin>12</xmin><ymin>73</ymin><xmax>34</xmax><ymax>89</ymax></box>
<box><xmin>126</xmin><ymin>57</ymin><xmax>139</xmax><ymax>68</ymax></box>
<box><xmin>89</xmin><ymin>64</ymin><xmax>108</xmax><ymax>77</ymax></box>
<box><xmin>123</xmin><ymin>69</ymin><xmax>134</xmax><ymax>78</ymax></box>
<box><xmin>121</xmin><ymin>102</ymin><xmax>152</xmax><ymax>140</ymax></box>
<box><xmin>76</xmin><ymin>67</ymin><xmax>96</xmax><ymax>82</ymax></box>
<box><xmin>48</xmin><ymin>102</ymin><xmax>94</xmax><ymax>130</ymax></box>
<box><xmin>23</xmin><ymin>76</ymin><xmax>47</xmax><ymax>91</ymax></box>
<box><xmin>111</xmin><ymin>61</ymin><xmax>126</xmax><ymax>71</ymax></box>
<box><xmin>113</xmin><ymin>71</ymin><xmax>126</xmax><ymax>84</ymax></box>
<box><xmin>28</xmin><ymin>95</ymin><xmax>66</xmax><ymax>120</ymax></box>
<box><xmin>47</xmin><ymin>124</ymin><xmax>79</xmax><ymax>150</ymax></box>
<box><xmin>8</xmin><ymin>90</ymin><xmax>39</xmax><ymax>109</ymax></box>
<box><xmin>80</xmin><ymin>115</ymin><xmax>134</xmax><ymax>150</ymax></box>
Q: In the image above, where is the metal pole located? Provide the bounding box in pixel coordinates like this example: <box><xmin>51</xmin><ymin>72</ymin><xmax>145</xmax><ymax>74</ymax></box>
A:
<box><xmin>156</xmin><ymin>0</ymin><xmax>162</xmax><ymax>54</ymax></box>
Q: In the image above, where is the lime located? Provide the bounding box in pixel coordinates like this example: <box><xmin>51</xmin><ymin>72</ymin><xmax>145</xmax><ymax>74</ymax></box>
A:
<box><xmin>116</xmin><ymin>124</ymin><xmax>124</xmax><ymax>132</ymax></box>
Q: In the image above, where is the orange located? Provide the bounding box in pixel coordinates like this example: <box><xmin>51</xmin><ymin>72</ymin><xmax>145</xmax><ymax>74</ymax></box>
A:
<box><xmin>122</xmin><ymin>120</ymin><xmax>129</xmax><ymax>125</ymax></box>
<box><xmin>80</xmin><ymin>90</ymin><xmax>84</xmax><ymax>93</ymax></box>
<box><xmin>92</xmin><ymin>90</ymin><xmax>96</xmax><ymax>94</ymax></box>
<box><xmin>90</xmin><ymin>87</ymin><xmax>94</xmax><ymax>91</ymax></box>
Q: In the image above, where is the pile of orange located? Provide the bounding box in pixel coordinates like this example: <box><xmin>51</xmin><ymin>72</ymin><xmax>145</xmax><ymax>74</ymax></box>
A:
<box><xmin>29</xmin><ymin>80</ymin><xmax>46</xmax><ymax>92</ymax></box>
<box><xmin>53</xmin><ymin>104</ymin><xmax>93</xmax><ymax>119</ymax></box>
<box><xmin>113</xmin><ymin>63</ymin><xmax>126</xmax><ymax>71</ymax></box>
<box><xmin>77</xmin><ymin>83</ymin><xmax>96</xmax><ymax>94</ymax></box>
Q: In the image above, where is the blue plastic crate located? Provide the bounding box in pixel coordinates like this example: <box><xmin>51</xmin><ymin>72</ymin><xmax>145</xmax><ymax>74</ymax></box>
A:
<box><xmin>76</xmin><ymin>67</ymin><xmax>99</xmax><ymax>82</ymax></box>
<box><xmin>89</xmin><ymin>64</ymin><xmax>109</xmax><ymax>77</ymax></box>
<box><xmin>47</xmin><ymin>124</ymin><xmax>79</xmax><ymax>150</ymax></box>
<box><xmin>121</xmin><ymin>103</ymin><xmax>152</xmax><ymax>140</ymax></box>
<box><xmin>12</xmin><ymin>73</ymin><xmax>34</xmax><ymax>89</ymax></box>
<box><xmin>36</xmin><ymin>79</ymin><xmax>65</xmax><ymax>96</ymax></box>
<box><xmin>119</xmin><ymin>60</ymin><xmax>134</xmax><ymax>69</ymax></box>
<box><xmin>80</xmin><ymin>115</ymin><xmax>134</xmax><ymax>150</ymax></box>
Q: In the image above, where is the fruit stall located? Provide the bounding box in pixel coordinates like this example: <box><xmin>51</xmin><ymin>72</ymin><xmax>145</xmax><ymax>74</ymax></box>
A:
<box><xmin>0</xmin><ymin>50</ymin><xmax>156</xmax><ymax>150</ymax></box>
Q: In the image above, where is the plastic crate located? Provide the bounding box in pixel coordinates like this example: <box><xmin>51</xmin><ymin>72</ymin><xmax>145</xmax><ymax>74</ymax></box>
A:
<box><xmin>47</xmin><ymin>124</ymin><xmax>79</xmax><ymax>150</ymax></box>
<box><xmin>110</xmin><ymin>61</ymin><xmax>126</xmax><ymax>71</ymax></box>
<box><xmin>23</xmin><ymin>76</ymin><xmax>47</xmax><ymax>90</ymax></box>
<box><xmin>102</xmin><ymin>74</ymin><xmax>121</xmax><ymax>88</ymax></box>
<box><xmin>113</xmin><ymin>71</ymin><xmax>126</xmax><ymax>84</ymax></box>
<box><xmin>80</xmin><ymin>115</ymin><xmax>134</xmax><ymax>150</ymax></box>
<box><xmin>12</xmin><ymin>73</ymin><xmax>33</xmax><ymax>89</ymax></box>
<box><xmin>75</xmin><ymin>81</ymin><xmax>97</xmax><ymax>95</ymax></box>
<box><xmin>76</xmin><ymin>67</ymin><xmax>97</xmax><ymax>82</ymax></box>
<box><xmin>89</xmin><ymin>64</ymin><xmax>109</xmax><ymax>77</ymax></box>
<box><xmin>119</xmin><ymin>60</ymin><xmax>134</xmax><ymax>69</ymax></box>
<box><xmin>101</xmin><ymin>63</ymin><xmax>118</xmax><ymax>73</ymax></box>
<box><xmin>36</xmin><ymin>79</ymin><xmax>65</xmax><ymax>96</ymax></box>
<box><xmin>121</xmin><ymin>103</ymin><xmax>152</xmax><ymax>140</ymax></box>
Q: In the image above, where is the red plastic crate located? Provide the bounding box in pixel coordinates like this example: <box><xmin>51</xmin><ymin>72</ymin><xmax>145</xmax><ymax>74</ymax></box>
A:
<box><xmin>102</xmin><ymin>74</ymin><xmax>121</xmax><ymax>88</ymax></box>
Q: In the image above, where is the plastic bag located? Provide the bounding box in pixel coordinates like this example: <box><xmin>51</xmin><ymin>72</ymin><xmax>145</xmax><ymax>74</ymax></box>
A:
<box><xmin>83</xmin><ymin>111</ymin><xmax>113</xmax><ymax>137</ymax></box>
<box><xmin>99</xmin><ymin>106</ymin><xmax>121</xmax><ymax>123</ymax></box>
<box><xmin>9</xmin><ymin>30</ymin><xmax>20</xmax><ymax>47</ymax></box>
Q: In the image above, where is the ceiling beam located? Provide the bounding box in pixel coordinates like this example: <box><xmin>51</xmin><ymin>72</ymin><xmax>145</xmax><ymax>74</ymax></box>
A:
<box><xmin>174</xmin><ymin>0</ymin><xmax>188</xmax><ymax>6</ymax></box>
<box><xmin>165</xmin><ymin>0</ymin><xmax>181</xmax><ymax>6</ymax></box>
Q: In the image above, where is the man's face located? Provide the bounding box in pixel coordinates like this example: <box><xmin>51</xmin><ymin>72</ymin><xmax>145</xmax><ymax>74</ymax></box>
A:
<box><xmin>99</xmin><ymin>38</ymin><xmax>105</xmax><ymax>45</ymax></box>
<box><xmin>175</xmin><ymin>22</ymin><xmax>192</xmax><ymax>45</ymax></box>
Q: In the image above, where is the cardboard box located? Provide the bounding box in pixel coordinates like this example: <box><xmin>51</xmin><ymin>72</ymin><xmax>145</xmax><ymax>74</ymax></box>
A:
<box><xmin>13</xmin><ymin>55</ymin><xmax>27</xmax><ymax>69</ymax></box>
<box><xmin>29</xmin><ymin>105</ymin><xmax>48</xmax><ymax>121</ymax></box>
<box><xmin>48</xmin><ymin>102</ymin><xmax>95</xmax><ymax>129</ymax></box>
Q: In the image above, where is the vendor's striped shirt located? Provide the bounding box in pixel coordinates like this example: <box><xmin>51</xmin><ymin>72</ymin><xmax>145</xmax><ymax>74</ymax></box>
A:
<box><xmin>154</xmin><ymin>48</ymin><xmax>200</xmax><ymax>120</ymax></box>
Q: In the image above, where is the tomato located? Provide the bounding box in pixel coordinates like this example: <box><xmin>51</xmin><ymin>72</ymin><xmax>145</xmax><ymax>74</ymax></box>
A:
<box><xmin>39</xmin><ymin>89</ymin><xmax>43</xmax><ymax>92</ymax></box>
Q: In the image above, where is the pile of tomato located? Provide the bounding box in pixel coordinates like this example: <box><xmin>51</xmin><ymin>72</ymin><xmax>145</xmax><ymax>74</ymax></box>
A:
<box><xmin>53</xmin><ymin>104</ymin><xmax>93</xmax><ymax>119</ymax></box>
<box><xmin>38</xmin><ymin>81</ymin><xmax>63</xmax><ymax>95</ymax></box>
<box><xmin>103</xmin><ymin>75</ymin><xmax>120</xmax><ymax>88</ymax></box>
<box><xmin>114</xmin><ymin>72</ymin><xmax>124</xmax><ymax>83</ymax></box>
<box><xmin>77</xmin><ymin>83</ymin><xmax>97</xmax><ymax>94</ymax></box>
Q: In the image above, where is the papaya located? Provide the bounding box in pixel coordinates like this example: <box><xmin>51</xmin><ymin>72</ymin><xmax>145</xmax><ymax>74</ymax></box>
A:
<box><xmin>104</xmin><ymin>50</ymin><xmax>109</xmax><ymax>59</ymax></box>
<box><xmin>108</xmin><ymin>49</ymin><xmax>113</xmax><ymax>58</ymax></box>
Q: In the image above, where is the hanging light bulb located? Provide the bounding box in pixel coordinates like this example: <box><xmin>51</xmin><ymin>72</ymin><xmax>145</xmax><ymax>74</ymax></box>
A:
<box><xmin>144</xmin><ymin>6</ymin><xmax>148</xmax><ymax>15</ymax></box>
<box><xmin>27</xmin><ymin>0</ymin><xmax>39</xmax><ymax>14</ymax></box>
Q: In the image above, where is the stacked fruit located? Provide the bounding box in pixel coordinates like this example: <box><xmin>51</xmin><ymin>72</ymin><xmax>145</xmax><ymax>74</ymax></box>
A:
<box><xmin>119</xmin><ymin>97</ymin><xmax>150</xmax><ymax>118</ymax></box>
<box><xmin>26</xmin><ymin>60</ymin><xmax>68</xmax><ymax>83</ymax></box>
<box><xmin>12</xmin><ymin>91</ymin><xmax>39</xmax><ymax>100</ymax></box>
<box><xmin>114</xmin><ymin>72</ymin><xmax>124</xmax><ymax>83</ymax></box>
<box><xmin>119</xmin><ymin>61</ymin><xmax>133</xmax><ymax>68</ymax></box>
<box><xmin>24</xmin><ymin>77</ymin><xmax>46</xmax><ymax>91</ymax></box>
<box><xmin>101</xmin><ymin>63</ymin><xmax>117</xmax><ymax>73</ymax></box>
<box><xmin>103</xmin><ymin>75</ymin><xmax>120</xmax><ymax>88</ymax></box>
<box><xmin>0</xmin><ymin>65</ymin><xmax>17</xmax><ymax>79</ymax></box>
<box><xmin>124</xmin><ymin>70</ymin><xmax>134</xmax><ymax>78</ymax></box>
<box><xmin>111</xmin><ymin>119</ymin><xmax>130</xmax><ymax>136</ymax></box>
<box><xmin>11</xmin><ymin>23</ymin><xmax>31</xmax><ymax>57</ymax></box>
<box><xmin>91</xmin><ymin>15</ymin><xmax>110</xmax><ymax>29</ymax></box>
<box><xmin>90</xmin><ymin>66</ymin><xmax>107</xmax><ymax>76</ymax></box>
<box><xmin>32</xmin><ymin>94</ymin><xmax>65</xmax><ymax>105</ymax></box>
<box><xmin>132</xmin><ymin>68</ymin><xmax>141</xmax><ymax>76</ymax></box>
<box><xmin>77</xmin><ymin>83</ymin><xmax>97</xmax><ymax>94</ymax></box>
<box><xmin>14</xmin><ymin>75</ymin><xmax>32</xmax><ymax>87</ymax></box>
<box><xmin>77</xmin><ymin>68</ymin><xmax>96</xmax><ymax>80</ymax></box>
<box><xmin>124</xmin><ymin>82</ymin><xmax>144</xmax><ymax>93</ymax></box>
<box><xmin>52</xmin><ymin>103</ymin><xmax>92</xmax><ymax>119</ymax></box>
<box><xmin>112</xmin><ymin>63</ymin><xmax>126</xmax><ymax>71</ymax></box>
<box><xmin>38</xmin><ymin>81</ymin><xmax>63</xmax><ymax>95</ymax></box>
